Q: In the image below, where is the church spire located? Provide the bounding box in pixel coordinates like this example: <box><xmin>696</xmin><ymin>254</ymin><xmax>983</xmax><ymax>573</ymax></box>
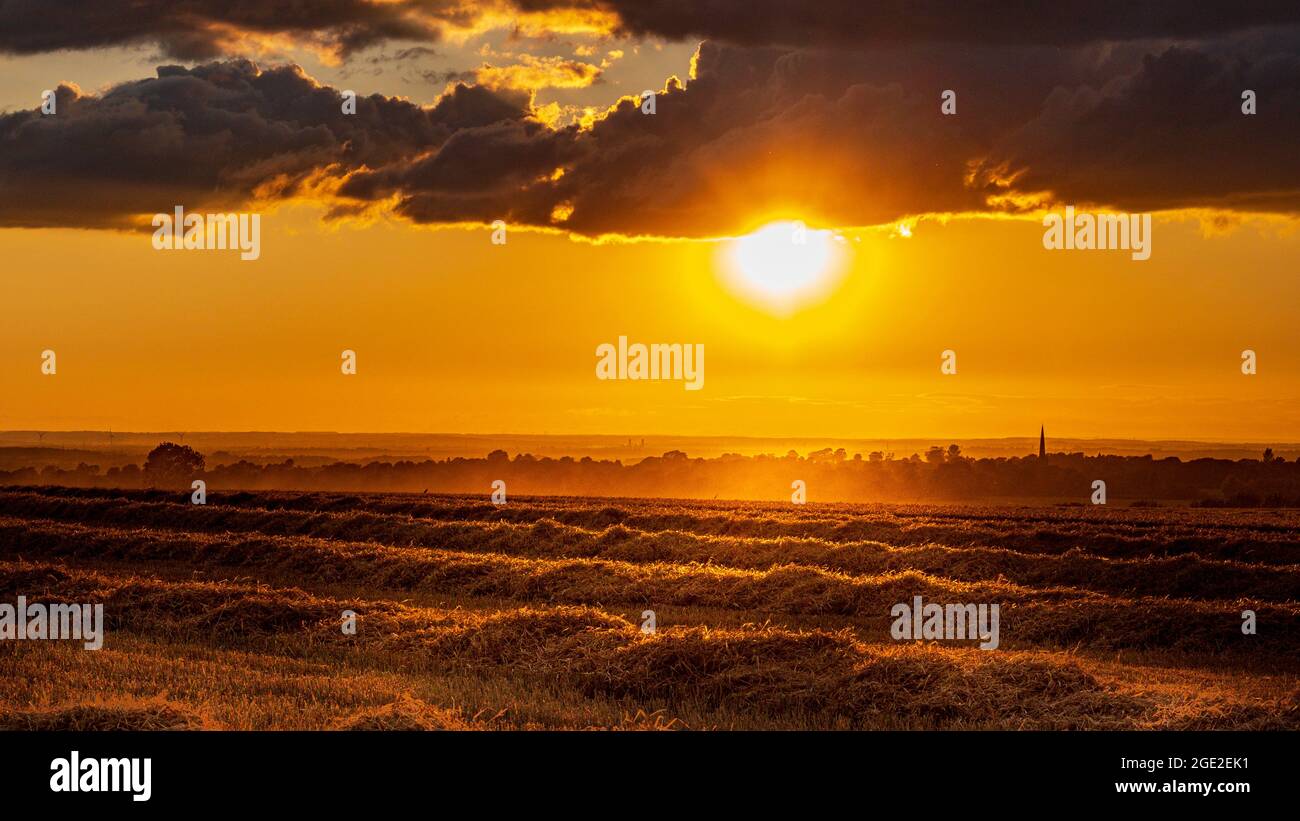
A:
<box><xmin>1039</xmin><ymin>425</ymin><xmax>1046</xmax><ymax>459</ymax></box>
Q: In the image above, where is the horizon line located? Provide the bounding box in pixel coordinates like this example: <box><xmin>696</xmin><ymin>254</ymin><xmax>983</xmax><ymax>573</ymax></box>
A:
<box><xmin>0</xmin><ymin>430</ymin><xmax>1296</xmax><ymax>447</ymax></box>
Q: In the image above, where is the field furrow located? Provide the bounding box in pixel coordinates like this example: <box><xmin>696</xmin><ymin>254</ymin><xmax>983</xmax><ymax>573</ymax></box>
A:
<box><xmin>2</xmin><ymin>517</ymin><xmax>1297</xmax><ymax>658</ymax></box>
<box><xmin>18</xmin><ymin>485</ymin><xmax>1300</xmax><ymax>557</ymax></box>
<box><xmin>2</xmin><ymin>493</ymin><xmax>1299</xmax><ymax>603</ymax></box>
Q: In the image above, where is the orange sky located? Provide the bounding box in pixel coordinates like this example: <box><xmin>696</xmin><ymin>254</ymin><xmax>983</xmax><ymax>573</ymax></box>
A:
<box><xmin>4</xmin><ymin>206</ymin><xmax>1298</xmax><ymax>440</ymax></box>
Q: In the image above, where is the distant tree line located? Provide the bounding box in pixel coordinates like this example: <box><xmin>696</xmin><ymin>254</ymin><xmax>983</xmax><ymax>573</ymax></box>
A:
<box><xmin>4</xmin><ymin>442</ymin><xmax>1300</xmax><ymax>506</ymax></box>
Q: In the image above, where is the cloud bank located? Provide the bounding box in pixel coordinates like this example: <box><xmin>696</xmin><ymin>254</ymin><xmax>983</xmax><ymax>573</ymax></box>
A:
<box><xmin>1</xmin><ymin>4</ymin><xmax>1297</xmax><ymax>236</ymax></box>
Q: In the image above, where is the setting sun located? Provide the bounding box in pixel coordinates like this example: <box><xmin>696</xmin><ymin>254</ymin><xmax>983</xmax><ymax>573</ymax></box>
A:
<box><xmin>721</xmin><ymin>221</ymin><xmax>845</xmax><ymax>313</ymax></box>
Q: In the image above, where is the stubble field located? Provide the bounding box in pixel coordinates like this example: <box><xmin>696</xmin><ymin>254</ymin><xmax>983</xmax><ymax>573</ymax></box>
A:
<box><xmin>0</xmin><ymin>486</ymin><xmax>1296</xmax><ymax>730</ymax></box>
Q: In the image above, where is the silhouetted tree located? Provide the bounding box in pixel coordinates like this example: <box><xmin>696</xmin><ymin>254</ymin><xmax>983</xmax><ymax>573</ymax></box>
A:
<box><xmin>144</xmin><ymin>442</ymin><xmax>205</xmax><ymax>488</ymax></box>
<box><xmin>10</xmin><ymin>443</ymin><xmax>1300</xmax><ymax>506</ymax></box>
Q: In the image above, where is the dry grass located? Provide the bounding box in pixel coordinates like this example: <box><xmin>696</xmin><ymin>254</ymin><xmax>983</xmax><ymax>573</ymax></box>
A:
<box><xmin>337</xmin><ymin>694</ymin><xmax>473</xmax><ymax>730</ymax></box>
<box><xmin>0</xmin><ymin>487</ymin><xmax>1295</xmax><ymax>730</ymax></box>
<box><xmin>13</xmin><ymin>486</ymin><xmax>1300</xmax><ymax>563</ymax></box>
<box><xmin>0</xmin><ymin>698</ymin><xmax>210</xmax><ymax>730</ymax></box>
<box><xmin>1</xmin><ymin>518</ymin><xmax>1294</xmax><ymax>656</ymax></box>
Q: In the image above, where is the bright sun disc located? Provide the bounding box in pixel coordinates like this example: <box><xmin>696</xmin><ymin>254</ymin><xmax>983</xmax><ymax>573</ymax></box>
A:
<box><xmin>723</xmin><ymin>221</ymin><xmax>842</xmax><ymax>313</ymax></box>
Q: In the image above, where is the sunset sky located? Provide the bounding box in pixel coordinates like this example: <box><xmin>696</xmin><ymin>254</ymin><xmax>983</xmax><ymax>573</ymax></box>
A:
<box><xmin>2</xmin><ymin>3</ymin><xmax>1299</xmax><ymax>441</ymax></box>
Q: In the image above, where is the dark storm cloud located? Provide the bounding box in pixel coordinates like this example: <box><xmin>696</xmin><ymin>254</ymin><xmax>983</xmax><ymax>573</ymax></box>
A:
<box><xmin>340</xmin><ymin>36</ymin><xmax>1300</xmax><ymax>235</ymax></box>
<box><xmin>0</xmin><ymin>60</ymin><xmax>528</xmax><ymax>227</ymax></box>
<box><xmin>565</xmin><ymin>0</ymin><xmax>1300</xmax><ymax>48</ymax></box>
<box><xmin>2</xmin><ymin>20</ymin><xmax>1298</xmax><ymax>235</ymax></box>
<box><xmin>5</xmin><ymin>1</ymin><xmax>1298</xmax><ymax>58</ymax></box>
<box><xmin>981</xmin><ymin>45</ymin><xmax>1300</xmax><ymax>213</ymax></box>
<box><xmin>0</xmin><ymin>0</ymin><xmax>445</xmax><ymax>59</ymax></box>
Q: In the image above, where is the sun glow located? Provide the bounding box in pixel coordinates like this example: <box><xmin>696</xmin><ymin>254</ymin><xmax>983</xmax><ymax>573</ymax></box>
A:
<box><xmin>721</xmin><ymin>221</ymin><xmax>845</xmax><ymax>314</ymax></box>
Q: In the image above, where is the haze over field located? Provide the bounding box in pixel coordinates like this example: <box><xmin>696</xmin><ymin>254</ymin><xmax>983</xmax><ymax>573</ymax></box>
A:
<box><xmin>3</xmin><ymin>431</ymin><xmax>1299</xmax><ymax>470</ymax></box>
